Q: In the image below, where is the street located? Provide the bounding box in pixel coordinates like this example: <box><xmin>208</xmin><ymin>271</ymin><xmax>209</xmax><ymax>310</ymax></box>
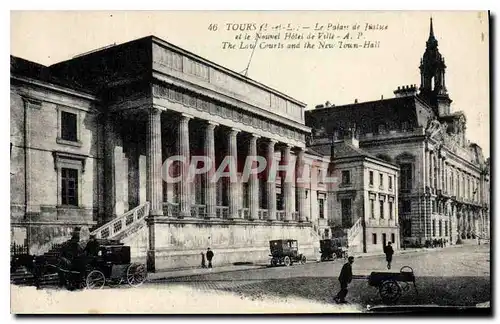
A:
<box><xmin>11</xmin><ymin>244</ymin><xmax>490</xmax><ymax>313</ymax></box>
<box><xmin>149</xmin><ymin>244</ymin><xmax>490</xmax><ymax>307</ymax></box>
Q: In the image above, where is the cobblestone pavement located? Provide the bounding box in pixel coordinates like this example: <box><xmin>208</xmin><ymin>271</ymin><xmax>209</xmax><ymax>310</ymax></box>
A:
<box><xmin>147</xmin><ymin>244</ymin><xmax>491</xmax><ymax>307</ymax></box>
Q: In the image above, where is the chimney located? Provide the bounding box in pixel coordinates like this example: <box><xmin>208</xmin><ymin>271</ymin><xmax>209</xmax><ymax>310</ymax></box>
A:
<box><xmin>354</xmin><ymin>99</ymin><xmax>358</xmax><ymax>104</ymax></box>
<box><xmin>315</xmin><ymin>104</ymin><xmax>324</xmax><ymax>109</ymax></box>
<box><xmin>394</xmin><ymin>84</ymin><xmax>418</xmax><ymax>97</ymax></box>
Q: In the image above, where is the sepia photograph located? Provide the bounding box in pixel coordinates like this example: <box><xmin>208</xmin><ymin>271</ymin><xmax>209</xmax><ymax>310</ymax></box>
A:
<box><xmin>9</xmin><ymin>10</ymin><xmax>491</xmax><ymax>315</ymax></box>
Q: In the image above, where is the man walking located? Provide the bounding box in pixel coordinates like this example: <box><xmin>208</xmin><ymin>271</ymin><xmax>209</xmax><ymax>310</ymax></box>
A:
<box><xmin>334</xmin><ymin>256</ymin><xmax>354</xmax><ymax>304</ymax></box>
<box><xmin>384</xmin><ymin>241</ymin><xmax>394</xmax><ymax>269</ymax></box>
<box><xmin>206</xmin><ymin>248</ymin><xmax>214</xmax><ymax>269</ymax></box>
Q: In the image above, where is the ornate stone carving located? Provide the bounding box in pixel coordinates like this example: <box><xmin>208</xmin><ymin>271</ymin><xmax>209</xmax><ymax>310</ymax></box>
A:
<box><xmin>152</xmin><ymin>83</ymin><xmax>306</xmax><ymax>143</ymax></box>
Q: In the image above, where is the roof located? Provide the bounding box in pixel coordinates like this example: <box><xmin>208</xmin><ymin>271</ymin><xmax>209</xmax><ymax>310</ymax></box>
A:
<box><xmin>333</xmin><ymin>141</ymin><xmax>380</xmax><ymax>160</ymax></box>
<box><xmin>308</xmin><ymin>140</ymin><xmax>398</xmax><ymax>167</ymax></box>
<box><xmin>10</xmin><ymin>56</ymin><xmax>94</xmax><ymax>95</ymax></box>
<box><xmin>305</xmin><ymin>96</ymin><xmax>421</xmax><ymax>135</ymax></box>
<box><xmin>305</xmin><ymin>147</ymin><xmax>327</xmax><ymax>157</ymax></box>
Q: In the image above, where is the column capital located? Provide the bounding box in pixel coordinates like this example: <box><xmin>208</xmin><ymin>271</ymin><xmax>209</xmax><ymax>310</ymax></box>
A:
<box><xmin>267</xmin><ymin>138</ymin><xmax>277</xmax><ymax>145</ymax></box>
<box><xmin>229</xmin><ymin>128</ymin><xmax>240</xmax><ymax>137</ymax></box>
<box><xmin>207</xmin><ymin>120</ymin><xmax>219</xmax><ymax>127</ymax></box>
<box><xmin>150</xmin><ymin>107</ymin><xmax>163</xmax><ymax>116</ymax></box>
<box><xmin>249</xmin><ymin>133</ymin><xmax>261</xmax><ymax>139</ymax></box>
<box><xmin>180</xmin><ymin>113</ymin><xmax>194</xmax><ymax>120</ymax></box>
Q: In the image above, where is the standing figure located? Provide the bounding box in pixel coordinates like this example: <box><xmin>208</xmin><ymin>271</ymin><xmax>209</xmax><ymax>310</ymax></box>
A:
<box><xmin>384</xmin><ymin>241</ymin><xmax>394</xmax><ymax>269</ymax></box>
<box><xmin>334</xmin><ymin>256</ymin><xmax>354</xmax><ymax>304</ymax></box>
<box><xmin>201</xmin><ymin>252</ymin><xmax>207</xmax><ymax>268</ymax></box>
<box><xmin>206</xmin><ymin>248</ymin><xmax>214</xmax><ymax>269</ymax></box>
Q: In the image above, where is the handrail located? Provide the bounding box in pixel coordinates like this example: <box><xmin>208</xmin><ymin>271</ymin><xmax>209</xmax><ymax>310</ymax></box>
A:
<box><xmin>91</xmin><ymin>202</ymin><xmax>150</xmax><ymax>240</ymax></box>
<box><xmin>347</xmin><ymin>217</ymin><xmax>362</xmax><ymax>244</ymax></box>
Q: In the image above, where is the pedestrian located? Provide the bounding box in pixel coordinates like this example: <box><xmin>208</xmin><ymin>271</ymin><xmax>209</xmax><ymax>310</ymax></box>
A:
<box><xmin>206</xmin><ymin>248</ymin><xmax>214</xmax><ymax>269</ymax></box>
<box><xmin>384</xmin><ymin>241</ymin><xmax>394</xmax><ymax>269</ymax></box>
<box><xmin>201</xmin><ymin>252</ymin><xmax>206</xmax><ymax>268</ymax></box>
<box><xmin>334</xmin><ymin>256</ymin><xmax>354</xmax><ymax>304</ymax></box>
<box><xmin>84</xmin><ymin>235</ymin><xmax>99</xmax><ymax>257</ymax></box>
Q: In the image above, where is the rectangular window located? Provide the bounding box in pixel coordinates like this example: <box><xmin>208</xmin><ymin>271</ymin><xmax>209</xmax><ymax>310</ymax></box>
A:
<box><xmin>391</xmin><ymin>233</ymin><xmax>395</xmax><ymax>244</ymax></box>
<box><xmin>341</xmin><ymin>170</ymin><xmax>351</xmax><ymax>185</ymax></box>
<box><xmin>389</xmin><ymin>176</ymin><xmax>393</xmax><ymax>190</ymax></box>
<box><xmin>439</xmin><ymin>221</ymin><xmax>443</xmax><ymax>237</ymax></box>
<box><xmin>400</xmin><ymin>163</ymin><xmax>413</xmax><ymax>190</ymax></box>
<box><xmin>432</xmin><ymin>200</ymin><xmax>436</xmax><ymax>213</ymax></box>
<box><xmin>379</xmin><ymin>173</ymin><xmax>384</xmax><ymax>189</ymax></box>
<box><xmin>372</xmin><ymin>233</ymin><xmax>377</xmax><ymax>245</ymax></box>
<box><xmin>61</xmin><ymin>111</ymin><xmax>78</xmax><ymax>142</ymax></box>
<box><xmin>318</xmin><ymin>198</ymin><xmax>325</xmax><ymax>219</ymax></box>
<box><xmin>402</xmin><ymin>200</ymin><xmax>411</xmax><ymax>213</ymax></box>
<box><xmin>61</xmin><ymin>168</ymin><xmax>78</xmax><ymax>206</ymax></box>
<box><xmin>382</xmin><ymin>233</ymin><xmax>387</xmax><ymax>246</ymax></box>
<box><xmin>379</xmin><ymin>200</ymin><xmax>384</xmax><ymax>219</ymax></box>
<box><xmin>389</xmin><ymin>201</ymin><xmax>393</xmax><ymax>220</ymax></box>
<box><xmin>445</xmin><ymin>221</ymin><xmax>448</xmax><ymax>236</ymax></box>
<box><xmin>369</xmin><ymin>171</ymin><xmax>374</xmax><ymax>186</ymax></box>
<box><xmin>370</xmin><ymin>199</ymin><xmax>375</xmax><ymax>218</ymax></box>
<box><xmin>432</xmin><ymin>219</ymin><xmax>436</xmax><ymax>237</ymax></box>
<box><xmin>341</xmin><ymin>199</ymin><xmax>352</xmax><ymax>227</ymax></box>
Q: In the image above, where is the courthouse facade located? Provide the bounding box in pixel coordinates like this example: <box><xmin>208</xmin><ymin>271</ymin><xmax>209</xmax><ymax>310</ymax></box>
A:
<box><xmin>10</xmin><ymin>36</ymin><xmax>336</xmax><ymax>270</ymax></box>
<box><xmin>306</xmin><ymin>19</ymin><xmax>490</xmax><ymax>245</ymax></box>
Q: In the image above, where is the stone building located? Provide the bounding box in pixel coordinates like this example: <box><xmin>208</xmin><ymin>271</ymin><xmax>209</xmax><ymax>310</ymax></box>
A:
<box><xmin>305</xmin><ymin>19</ymin><xmax>490</xmax><ymax>246</ymax></box>
<box><xmin>308</xmin><ymin>131</ymin><xmax>400</xmax><ymax>253</ymax></box>
<box><xmin>10</xmin><ymin>35</ymin><xmax>333</xmax><ymax>270</ymax></box>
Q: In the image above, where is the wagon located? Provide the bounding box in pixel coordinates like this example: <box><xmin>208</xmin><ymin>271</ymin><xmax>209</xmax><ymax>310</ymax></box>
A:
<box><xmin>12</xmin><ymin>239</ymin><xmax>147</xmax><ymax>290</ymax></box>
<box><xmin>319</xmin><ymin>238</ymin><xmax>347</xmax><ymax>261</ymax></box>
<box><xmin>354</xmin><ymin>266</ymin><xmax>418</xmax><ymax>304</ymax></box>
<box><xmin>56</xmin><ymin>240</ymin><xmax>148</xmax><ymax>289</ymax></box>
<box><xmin>269</xmin><ymin>239</ymin><xmax>307</xmax><ymax>267</ymax></box>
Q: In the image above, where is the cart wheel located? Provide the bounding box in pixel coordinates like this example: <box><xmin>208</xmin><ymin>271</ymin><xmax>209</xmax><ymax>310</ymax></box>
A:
<box><xmin>86</xmin><ymin>270</ymin><xmax>105</xmax><ymax>289</ymax></box>
<box><xmin>271</xmin><ymin>258</ymin><xmax>278</xmax><ymax>267</ymax></box>
<box><xmin>400</xmin><ymin>266</ymin><xmax>414</xmax><ymax>274</ymax></box>
<box><xmin>300</xmin><ymin>255</ymin><xmax>307</xmax><ymax>265</ymax></box>
<box><xmin>283</xmin><ymin>256</ymin><xmax>291</xmax><ymax>267</ymax></box>
<box><xmin>126</xmin><ymin>263</ymin><xmax>147</xmax><ymax>287</ymax></box>
<box><xmin>379</xmin><ymin>280</ymin><xmax>402</xmax><ymax>304</ymax></box>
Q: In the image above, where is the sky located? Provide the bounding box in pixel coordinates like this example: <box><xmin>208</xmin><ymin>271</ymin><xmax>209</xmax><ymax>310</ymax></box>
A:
<box><xmin>10</xmin><ymin>11</ymin><xmax>490</xmax><ymax>156</ymax></box>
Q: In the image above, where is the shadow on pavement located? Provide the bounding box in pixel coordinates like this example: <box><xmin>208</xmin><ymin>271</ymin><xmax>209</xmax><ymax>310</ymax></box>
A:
<box><xmin>172</xmin><ymin>275</ymin><xmax>490</xmax><ymax>307</ymax></box>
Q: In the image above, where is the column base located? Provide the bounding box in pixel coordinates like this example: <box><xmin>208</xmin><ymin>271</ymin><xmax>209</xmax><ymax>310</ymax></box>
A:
<box><xmin>150</xmin><ymin>209</ymin><xmax>164</xmax><ymax>217</ymax></box>
<box><xmin>147</xmin><ymin>250</ymin><xmax>156</xmax><ymax>273</ymax></box>
<box><xmin>204</xmin><ymin>213</ymin><xmax>216</xmax><ymax>219</ymax></box>
<box><xmin>179</xmin><ymin>211</ymin><xmax>191</xmax><ymax>218</ymax></box>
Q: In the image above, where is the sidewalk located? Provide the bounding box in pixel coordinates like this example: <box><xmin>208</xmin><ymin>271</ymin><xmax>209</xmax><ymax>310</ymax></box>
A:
<box><xmin>148</xmin><ymin>263</ymin><xmax>268</xmax><ymax>281</ymax></box>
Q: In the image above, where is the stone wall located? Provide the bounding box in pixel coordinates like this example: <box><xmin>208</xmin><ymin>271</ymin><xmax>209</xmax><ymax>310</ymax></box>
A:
<box><xmin>123</xmin><ymin>219</ymin><xmax>316</xmax><ymax>271</ymax></box>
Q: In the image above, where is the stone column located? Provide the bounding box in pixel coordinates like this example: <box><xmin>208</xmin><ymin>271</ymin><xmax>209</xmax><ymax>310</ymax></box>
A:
<box><xmin>425</xmin><ymin>148</ymin><xmax>430</xmax><ymax>188</ymax></box>
<box><xmin>281</xmin><ymin>144</ymin><xmax>294</xmax><ymax>221</ymax></box>
<box><xmin>429</xmin><ymin>152</ymin><xmax>434</xmax><ymax>189</ymax></box>
<box><xmin>248</xmin><ymin>134</ymin><xmax>260</xmax><ymax>220</ymax></box>
<box><xmin>296</xmin><ymin>148</ymin><xmax>308</xmax><ymax>222</ymax></box>
<box><xmin>266</xmin><ymin>139</ymin><xmax>277</xmax><ymax>221</ymax></box>
<box><xmin>178</xmin><ymin>114</ymin><xmax>192</xmax><ymax>218</ymax></box>
<box><xmin>228</xmin><ymin>128</ymin><xmax>240</xmax><ymax>219</ymax></box>
<box><xmin>204</xmin><ymin>121</ymin><xmax>217</xmax><ymax>218</ymax></box>
<box><xmin>146</xmin><ymin>107</ymin><xmax>163</xmax><ymax>216</ymax></box>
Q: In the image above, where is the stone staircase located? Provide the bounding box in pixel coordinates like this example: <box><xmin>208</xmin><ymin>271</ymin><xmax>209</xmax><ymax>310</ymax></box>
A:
<box><xmin>347</xmin><ymin>217</ymin><xmax>363</xmax><ymax>254</ymax></box>
<box><xmin>92</xmin><ymin>202</ymin><xmax>150</xmax><ymax>241</ymax></box>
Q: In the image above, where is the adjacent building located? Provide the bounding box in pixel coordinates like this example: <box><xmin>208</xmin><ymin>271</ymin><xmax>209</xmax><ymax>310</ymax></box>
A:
<box><xmin>309</xmin><ymin>131</ymin><xmax>400</xmax><ymax>253</ymax></box>
<box><xmin>305</xmin><ymin>19</ymin><xmax>490</xmax><ymax>246</ymax></box>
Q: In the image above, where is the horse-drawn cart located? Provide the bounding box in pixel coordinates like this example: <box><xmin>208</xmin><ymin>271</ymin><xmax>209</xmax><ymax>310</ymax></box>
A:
<box><xmin>11</xmin><ymin>239</ymin><xmax>147</xmax><ymax>290</ymax></box>
<box><xmin>353</xmin><ymin>266</ymin><xmax>418</xmax><ymax>304</ymax></box>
